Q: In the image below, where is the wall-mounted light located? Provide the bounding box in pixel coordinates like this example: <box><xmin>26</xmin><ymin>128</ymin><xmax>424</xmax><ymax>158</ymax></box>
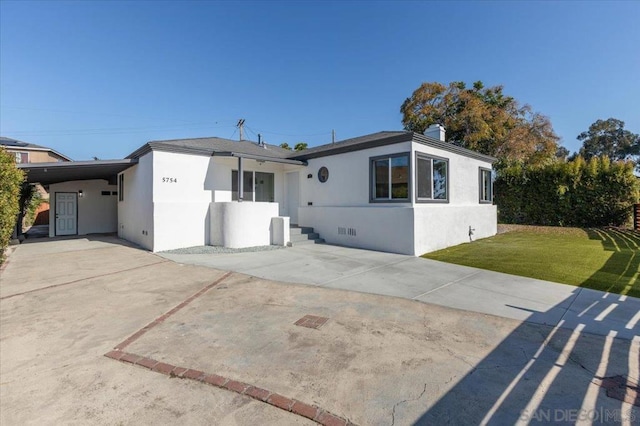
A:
<box><xmin>78</xmin><ymin>190</ymin><xmax>84</xmax><ymax>198</ymax></box>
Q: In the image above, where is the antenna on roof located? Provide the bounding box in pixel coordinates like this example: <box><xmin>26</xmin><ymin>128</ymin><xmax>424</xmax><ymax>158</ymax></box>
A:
<box><xmin>237</xmin><ymin>119</ymin><xmax>245</xmax><ymax>141</ymax></box>
<box><xmin>332</xmin><ymin>129</ymin><xmax>335</xmax><ymax>144</ymax></box>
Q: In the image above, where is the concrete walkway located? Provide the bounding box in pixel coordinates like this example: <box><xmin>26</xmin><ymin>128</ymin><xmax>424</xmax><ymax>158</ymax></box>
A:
<box><xmin>160</xmin><ymin>243</ymin><xmax>640</xmax><ymax>341</ymax></box>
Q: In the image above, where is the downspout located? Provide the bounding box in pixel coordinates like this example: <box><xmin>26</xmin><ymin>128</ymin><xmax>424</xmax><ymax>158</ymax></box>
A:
<box><xmin>238</xmin><ymin>156</ymin><xmax>243</xmax><ymax>202</ymax></box>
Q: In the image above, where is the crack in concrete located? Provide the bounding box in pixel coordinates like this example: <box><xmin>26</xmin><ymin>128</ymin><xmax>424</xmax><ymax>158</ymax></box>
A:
<box><xmin>390</xmin><ymin>382</ymin><xmax>428</xmax><ymax>426</ymax></box>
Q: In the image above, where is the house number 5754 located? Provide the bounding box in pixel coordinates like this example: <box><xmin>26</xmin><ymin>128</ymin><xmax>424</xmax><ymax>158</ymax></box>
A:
<box><xmin>162</xmin><ymin>177</ymin><xmax>178</xmax><ymax>183</ymax></box>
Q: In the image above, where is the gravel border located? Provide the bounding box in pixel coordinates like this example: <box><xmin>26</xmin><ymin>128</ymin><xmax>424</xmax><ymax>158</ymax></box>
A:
<box><xmin>160</xmin><ymin>245</ymin><xmax>286</xmax><ymax>255</ymax></box>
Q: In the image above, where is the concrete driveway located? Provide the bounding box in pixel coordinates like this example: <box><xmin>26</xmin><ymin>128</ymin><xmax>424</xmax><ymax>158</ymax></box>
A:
<box><xmin>160</xmin><ymin>243</ymin><xmax>640</xmax><ymax>341</ymax></box>
<box><xmin>1</xmin><ymin>236</ymin><xmax>638</xmax><ymax>425</ymax></box>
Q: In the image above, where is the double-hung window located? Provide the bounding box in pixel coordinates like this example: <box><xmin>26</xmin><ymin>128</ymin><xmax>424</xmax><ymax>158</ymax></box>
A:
<box><xmin>479</xmin><ymin>168</ymin><xmax>493</xmax><ymax>203</ymax></box>
<box><xmin>415</xmin><ymin>154</ymin><xmax>448</xmax><ymax>202</ymax></box>
<box><xmin>370</xmin><ymin>153</ymin><xmax>410</xmax><ymax>202</ymax></box>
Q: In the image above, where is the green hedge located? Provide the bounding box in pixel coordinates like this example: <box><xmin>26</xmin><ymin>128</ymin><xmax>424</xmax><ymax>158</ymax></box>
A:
<box><xmin>0</xmin><ymin>148</ymin><xmax>24</xmax><ymax>257</ymax></box>
<box><xmin>495</xmin><ymin>156</ymin><xmax>640</xmax><ymax>227</ymax></box>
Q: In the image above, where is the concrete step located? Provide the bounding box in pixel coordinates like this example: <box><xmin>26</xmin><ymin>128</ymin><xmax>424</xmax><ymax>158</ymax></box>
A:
<box><xmin>289</xmin><ymin>238</ymin><xmax>325</xmax><ymax>246</ymax></box>
<box><xmin>290</xmin><ymin>232</ymin><xmax>320</xmax><ymax>242</ymax></box>
<box><xmin>289</xmin><ymin>226</ymin><xmax>315</xmax><ymax>235</ymax></box>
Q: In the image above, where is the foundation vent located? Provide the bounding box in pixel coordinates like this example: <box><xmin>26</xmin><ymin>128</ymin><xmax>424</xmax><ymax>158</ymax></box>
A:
<box><xmin>338</xmin><ymin>227</ymin><xmax>357</xmax><ymax>236</ymax></box>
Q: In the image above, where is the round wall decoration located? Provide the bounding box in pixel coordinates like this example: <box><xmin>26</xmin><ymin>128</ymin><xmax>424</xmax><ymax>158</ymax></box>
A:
<box><xmin>318</xmin><ymin>166</ymin><xmax>329</xmax><ymax>183</ymax></box>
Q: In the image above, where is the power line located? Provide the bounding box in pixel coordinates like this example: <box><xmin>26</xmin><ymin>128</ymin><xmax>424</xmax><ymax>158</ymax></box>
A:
<box><xmin>1</xmin><ymin>105</ymin><xmax>239</xmax><ymax>126</ymax></box>
<box><xmin>3</xmin><ymin>123</ymin><xmax>236</xmax><ymax>137</ymax></box>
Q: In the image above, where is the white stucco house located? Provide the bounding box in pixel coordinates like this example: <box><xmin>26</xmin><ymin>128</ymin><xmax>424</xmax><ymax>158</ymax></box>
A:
<box><xmin>19</xmin><ymin>125</ymin><xmax>497</xmax><ymax>256</ymax></box>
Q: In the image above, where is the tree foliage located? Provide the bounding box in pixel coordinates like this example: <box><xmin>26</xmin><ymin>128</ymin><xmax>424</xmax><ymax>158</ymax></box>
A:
<box><xmin>280</xmin><ymin>142</ymin><xmax>308</xmax><ymax>151</ymax></box>
<box><xmin>0</xmin><ymin>147</ymin><xmax>24</xmax><ymax>257</ymax></box>
<box><xmin>495</xmin><ymin>156</ymin><xmax>639</xmax><ymax>227</ymax></box>
<box><xmin>578</xmin><ymin>118</ymin><xmax>639</xmax><ymax>168</ymax></box>
<box><xmin>400</xmin><ymin>81</ymin><xmax>561</xmax><ymax>168</ymax></box>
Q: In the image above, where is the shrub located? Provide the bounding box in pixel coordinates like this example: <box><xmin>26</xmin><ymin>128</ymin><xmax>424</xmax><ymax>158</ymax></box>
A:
<box><xmin>495</xmin><ymin>156</ymin><xmax>640</xmax><ymax>227</ymax></box>
<box><xmin>0</xmin><ymin>147</ymin><xmax>24</xmax><ymax>258</ymax></box>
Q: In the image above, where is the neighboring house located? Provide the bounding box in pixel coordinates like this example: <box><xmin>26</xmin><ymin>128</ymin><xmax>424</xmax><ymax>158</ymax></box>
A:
<box><xmin>2</xmin><ymin>137</ymin><xmax>73</xmax><ymax>229</ymax></box>
<box><xmin>0</xmin><ymin>137</ymin><xmax>72</xmax><ymax>163</ymax></box>
<box><xmin>18</xmin><ymin>125</ymin><xmax>497</xmax><ymax>255</ymax></box>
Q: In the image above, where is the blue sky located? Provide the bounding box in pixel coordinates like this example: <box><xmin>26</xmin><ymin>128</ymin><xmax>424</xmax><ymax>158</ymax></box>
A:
<box><xmin>1</xmin><ymin>1</ymin><xmax>638</xmax><ymax>161</ymax></box>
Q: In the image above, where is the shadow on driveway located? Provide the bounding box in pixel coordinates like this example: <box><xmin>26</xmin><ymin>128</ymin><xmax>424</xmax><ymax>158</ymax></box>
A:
<box><xmin>414</xmin><ymin>289</ymin><xmax>639</xmax><ymax>424</ymax></box>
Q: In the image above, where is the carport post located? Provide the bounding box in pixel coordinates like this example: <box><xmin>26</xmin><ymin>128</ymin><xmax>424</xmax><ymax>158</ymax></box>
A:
<box><xmin>238</xmin><ymin>156</ymin><xmax>243</xmax><ymax>202</ymax></box>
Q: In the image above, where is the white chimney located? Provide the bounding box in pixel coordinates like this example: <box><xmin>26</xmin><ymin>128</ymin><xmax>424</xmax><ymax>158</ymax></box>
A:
<box><xmin>424</xmin><ymin>124</ymin><xmax>446</xmax><ymax>141</ymax></box>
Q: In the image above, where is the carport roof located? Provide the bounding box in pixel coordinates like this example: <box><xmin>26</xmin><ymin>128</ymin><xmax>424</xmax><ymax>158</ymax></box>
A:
<box><xmin>18</xmin><ymin>159</ymin><xmax>137</xmax><ymax>185</ymax></box>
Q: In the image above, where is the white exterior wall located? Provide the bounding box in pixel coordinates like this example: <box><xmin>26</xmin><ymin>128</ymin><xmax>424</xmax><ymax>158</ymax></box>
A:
<box><xmin>118</xmin><ymin>153</ymin><xmax>154</xmax><ymax>250</ymax></box>
<box><xmin>49</xmin><ymin>179</ymin><xmax>117</xmax><ymax>237</ymax></box>
<box><xmin>298</xmin><ymin>206</ymin><xmax>415</xmax><ymax>254</ymax></box>
<box><xmin>151</xmin><ymin>151</ymin><xmax>211</xmax><ymax>252</ymax></box>
<box><xmin>297</xmin><ymin>141</ymin><xmax>415</xmax><ymax>254</ymax></box>
<box><xmin>300</xmin><ymin>141</ymin><xmax>413</xmax><ymax>207</ymax></box>
<box><xmin>413</xmin><ymin>205</ymin><xmax>496</xmax><ymax>254</ymax></box>
<box><xmin>149</xmin><ymin>151</ymin><xmax>292</xmax><ymax>252</ymax></box>
<box><xmin>411</xmin><ymin>141</ymin><xmax>497</xmax><ymax>254</ymax></box>
<box><xmin>295</xmin><ymin>140</ymin><xmax>496</xmax><ymax>255</ymax></box>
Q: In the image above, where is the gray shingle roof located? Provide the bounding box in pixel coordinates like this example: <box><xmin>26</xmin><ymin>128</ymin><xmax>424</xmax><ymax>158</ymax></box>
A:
<box><xmin>127</xmin><ymin>131</ymin><xmax>496</xmax><ymax>164</ymax></box>
<box><xmin>289</xmin><ymin>131</ymin><xmax>411</xmax><ymax>160</ymax></box>
<box><xmin>127</xmin><ymin>136</ymin><xmax>294</xmax><ymax>160</ymax></box>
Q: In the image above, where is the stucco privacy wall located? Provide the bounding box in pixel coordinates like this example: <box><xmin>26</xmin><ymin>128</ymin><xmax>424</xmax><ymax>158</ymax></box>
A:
<box><xmin>118</xmin><ymin>153</ymin><xmax>153</xmax><ymax>250</ymax></box>
<box><xmin>49</xmin><ymin>179</ymin><xmax>117</xmax><ymax>237</ymax></box>
<box><xmin>209</xmin><ymin>202</ymin><xmax>280</xmax><ymax>248</ymax></box>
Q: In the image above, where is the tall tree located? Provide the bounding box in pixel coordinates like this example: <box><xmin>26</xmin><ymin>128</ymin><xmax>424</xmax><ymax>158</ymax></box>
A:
<box><xmin>400</xmin><ymin>81</ymin><xmax>560</xmax><ymax>168</ymax></box>
<box><xmin>577</xmin><ymin>118</ymin><xmax>639</xmax><ymax>167</ymax></box>
<box><xmin>294</xmin><ymin>142</ymin><xmax>308</xmax><ymax>151</ymax></box>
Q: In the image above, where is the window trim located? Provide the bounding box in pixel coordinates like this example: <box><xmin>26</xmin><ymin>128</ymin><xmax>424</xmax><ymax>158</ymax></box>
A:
<box><xmin>14</xmin><ymin>151</ymin><xmax>29</xmax><ymax>164</ymax></box>
<box><xmin>415</xmin><ymin>152</ymin><xmax>449</xmax><ymax>204</ymax></box>
<box><xmin>369</xmin><ymin>152</ymin><xmax>411</xmax><ymax>203</ymax></box>
<box><xmin>479</xmin><ymin>167</ymin><xmax>493</xmax><ymax>204</ymax></box>
<box><xmin>118</xmin><ymin>174</ymin><xmax>124</xmax><ymax>202</ymax></box>
<box><xmin>232</xmin><ymin>169</ymin><xmax>275</xmax><ymax>202</ymax></box>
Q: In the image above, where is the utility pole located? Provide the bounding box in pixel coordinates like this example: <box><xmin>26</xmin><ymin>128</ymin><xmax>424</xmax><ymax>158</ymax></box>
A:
<box><xmin>237</xmin><ymin>119</ymin><xmax>245</xmax><ymax>141</ymax></box>
<box><xmin>332</xmin><ymin>129</ymin><xmax>335</xmax><ymax>144</ymax></box>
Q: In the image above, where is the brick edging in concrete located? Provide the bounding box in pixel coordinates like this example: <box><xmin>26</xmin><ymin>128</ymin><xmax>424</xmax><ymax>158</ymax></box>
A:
<box><xmin>114</xmin><ymin>271</ymin><xmax>232</xmax><ymax>350</ymax></box>
<box><xmin>105</xmin><ymin>350</ymin><xmax>354</xmax><ymax>425</ymax></box>
<box><xmin>0</xmin><ymin>260</ymin><xmax>169</xmax><ymax>301</ymax></box>
<box><xmin>105</xmin><ymin>271</ymin><xmax>356</xmax><ymax>425</ymax></box>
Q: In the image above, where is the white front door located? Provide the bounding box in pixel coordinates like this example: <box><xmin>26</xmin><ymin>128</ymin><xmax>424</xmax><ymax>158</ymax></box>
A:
<box><xmin>286</xmin><ymin>172</ymin><xmax>300</xmax><ymax>225</ymax></box>
<box><xmin>55</xmin><ymin>193</ymin><xmax>77</xmax><ymax>236</ymax></box>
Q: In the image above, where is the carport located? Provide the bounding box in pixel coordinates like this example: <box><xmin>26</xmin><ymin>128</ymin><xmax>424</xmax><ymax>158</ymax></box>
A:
<box><xmin>18</xmin><ymin>160</ymin><xmax>137</xmax><ymax>237</ymax></box>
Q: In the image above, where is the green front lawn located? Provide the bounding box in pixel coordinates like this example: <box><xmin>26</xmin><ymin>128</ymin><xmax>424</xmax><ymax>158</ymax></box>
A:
<box><xmin>422</xmin><ymin>226</ymin><xmax>639</xmax><ymax>298</ymax></box>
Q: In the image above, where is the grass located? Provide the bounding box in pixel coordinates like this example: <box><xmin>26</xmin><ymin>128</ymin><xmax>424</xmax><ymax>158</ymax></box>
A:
<box><xmin>422</xmin><ymin>225</ymin><xmax>640</xmax><ymax>298</ymax></box>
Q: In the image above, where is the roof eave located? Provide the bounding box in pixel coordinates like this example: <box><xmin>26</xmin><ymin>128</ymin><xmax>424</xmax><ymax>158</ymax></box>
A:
<box><xmin>213</xmin><ymin>151</ymin><xmax>306</xmax><ymax>165</ymax></box>
<box><xmin>411</xmin><ymin>133</ymin><xmax>498</xmax><ymax>163</ymax></box>
<box><xmin>289</xmin><ymin>133</ymin><xmax>412</xmax><ymax>160</ymax></box>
